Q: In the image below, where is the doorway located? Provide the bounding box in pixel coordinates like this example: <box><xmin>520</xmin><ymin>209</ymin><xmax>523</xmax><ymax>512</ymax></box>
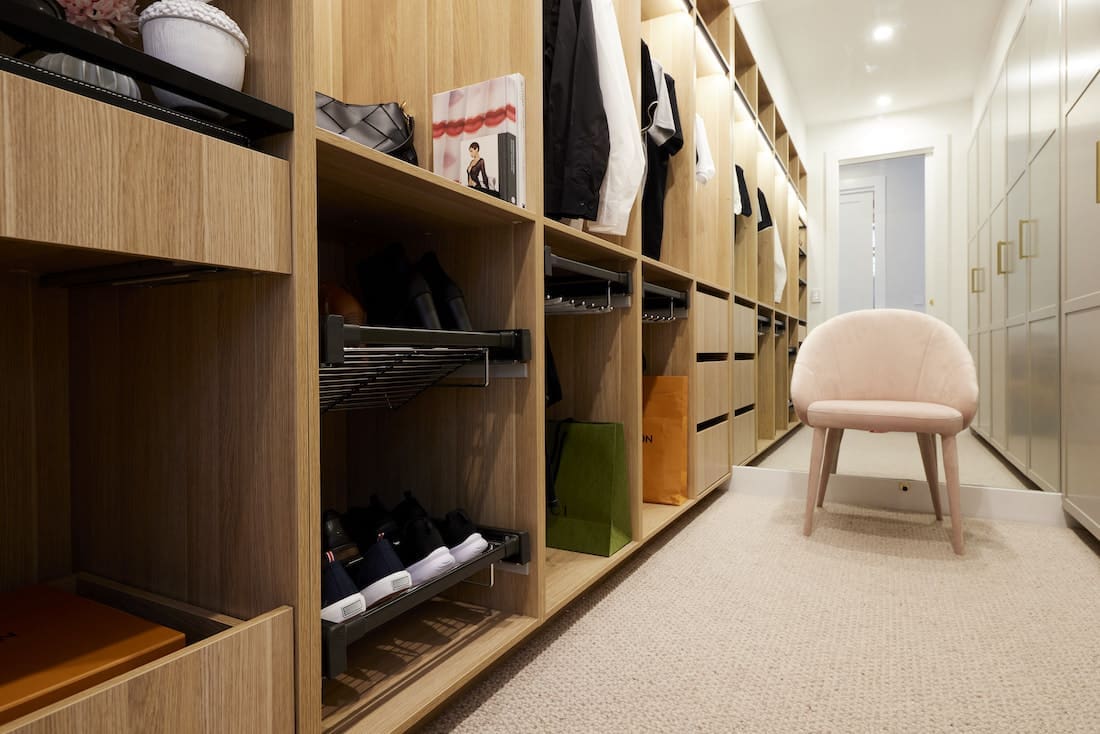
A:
<box><xmin>837</xmin><ymin>154</ymin><xmax>927</xmax><ymax>313</ymax></box>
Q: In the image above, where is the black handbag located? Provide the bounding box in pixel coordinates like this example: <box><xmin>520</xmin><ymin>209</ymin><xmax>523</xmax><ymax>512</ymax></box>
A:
<box><xmin>315</xmin><ymin>93</ymin><xmax>418</xmax><ymax>165</ymax></box>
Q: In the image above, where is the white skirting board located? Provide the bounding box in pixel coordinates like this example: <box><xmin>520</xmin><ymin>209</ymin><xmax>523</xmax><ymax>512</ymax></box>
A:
<box><xmin>731</xmin><ymin>466</ymin><xmax>1073</xmax><ymax>528</ymax></box>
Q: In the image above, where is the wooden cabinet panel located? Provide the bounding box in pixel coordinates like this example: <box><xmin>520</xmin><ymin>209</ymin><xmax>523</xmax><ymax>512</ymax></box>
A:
<box><xmin>694</xmin><ymin>418</ymin><xmax>730</xmax><ymax>495</ymax></box>
<box><xmin>1006</xmin><ymin>22</ymin><xmax>1030</xmax><ymax>186</ymax></box>
<box><xmin>1065</xmin><ymin>307</ymin><xmax>1100</xmax><ymax>525</ymax></box>
<box><xmin>6</xmin><ymin>608</ymin><xmax>293</xmax><ymax>733</ymax></box>
<box><xmin>733</xmin><ymin>359</ymin><xmax>755</xmax><ymax>410</ymax></box>
<box><xmin>991</xmin><ymin>68</ymin><xmax>1007</xmax><ymax>205</ymax></box>
<box><xmin>1028</xmin><ymin>134</ymin><xmax>1060</xmax><ymax>315</ymax></box>
<box><xmin>1028</xmin><ymin>316</ymin><xmax>1060</xmax><ymax>491</ymax></box>
<box><xmin>990</xmin><ymin>200</ymin><xmax>1007</xmax><ymax>326</ymax></box>
<box><xmin>732</xmin><ymin>409</ymin><xmax>756</xmax><ymax>464</ymax></box>
<box><xmin>695</xmin><ymin>291</ymin><xmax>730</xmax><ymax>354</ymax></box>
<box><xmin>1065</xmin><ymin>76</ymin><xmax>1100</xmax><ymax>303</ymax></box>
<box><xmin>968</xmin><ymin>235</ymin><xmax>980</xmax><ymax>333</ymax></box>
<box><xmin>979</xmin><ymin>332</ymin><xmax>992</xmax><ymax>437</ymax></box>
<box><xmin>1006</xmin><ymin>323</ymin><xmax>1029</xmax><ymax>467</ymax></box>
<box><xmin>0</xmin><ymin>73</ymin><xmax>291</xmax><ymax>273</ymax></box>
<box><xmin>1029</xmin><ymin>0</ymin><xmax>1060</xmax><ymax>157</ymax></box>
<box><xmin>733</xmin><ymin>303</ymin><xmax>756</xmax><ymax>354</ymax></box>
<box><xmin>1065</xmin><ymin>0</ymin><xmax>1100</xmax><ymax>111</ymax></box>
<box><xmin>979</xmin><ymin>108</ymin><xmax>991</xmax><ymax>219</ymax></box>
<box><xmin>1005</xmin><ymin>174</ymin><xmax>1029</xmax><ymax>321</ymax></box>
<box><xmin>694</xmin><ymin>359</ymin><xmax>731</xmax><ymax>424</ymax></box>
<box><xmin>978</xmin><ymin>221</ymin><xmax>991</xmax><ymax>329</ymax></box>
<box><xmin>968</xmin><ymin>138</ymin><xmax>979</xmax><ymax>239</ymax></box>
<box><xmin>992</xmin><ymin>327</ymin><xmax>1008</xmax><ymax>448</ymax></box>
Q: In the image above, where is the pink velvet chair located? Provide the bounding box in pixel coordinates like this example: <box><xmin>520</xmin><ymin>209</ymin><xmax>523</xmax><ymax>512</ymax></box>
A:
<box><xmin>791</xmin><ymin>309</ymin><xmax>979</xmax><ymax>554</ymax></box>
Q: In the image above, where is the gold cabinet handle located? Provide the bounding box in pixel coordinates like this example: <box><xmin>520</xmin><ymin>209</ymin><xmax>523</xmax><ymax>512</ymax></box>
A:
<box><xmin>996</xmin><ymin>241</ymin><xmax>1009</xmax><ymax>274</ymax></box>
<box><xmin>970</xmin><ymin>267</ymin><xmax>987</xmax><ymax>293</ymax></box>
<box><xmin>1019</xmin><ymin>219</ymin><xmax>1036</xmax><ymax>258</ymax></box>
<box><xmin>970</xmin><ymin>267</ymin><xmax>979</xmax><ymax>293</ymax></box>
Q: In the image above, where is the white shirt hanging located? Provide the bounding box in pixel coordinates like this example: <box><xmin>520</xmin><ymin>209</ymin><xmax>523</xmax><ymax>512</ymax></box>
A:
<box><xmin>587</xmin><ymin>0</ymin><xmax>645</xmax><ymax>236</ymax></box>
<box><xmin>648</xmin><ymin>57</ymin><xmax>676</xmax><ymax>146</ymax></box>
<box><xmin>774</xmin><ymin>230</ymin><xmax>788</xmax><ymax>303</ymax></box>
<box><xmin>694</xmin><ymin>115</ymin><xmax>715</xmax><ymax>185</ymax></box>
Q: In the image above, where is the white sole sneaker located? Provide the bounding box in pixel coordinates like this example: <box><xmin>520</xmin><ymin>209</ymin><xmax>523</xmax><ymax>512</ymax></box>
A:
<box><xmin>321</xmin><ymin>592</ymin><xmax>366</xmax><ymax>623</ymax></box>
<box><xmin>406</xmin><ymin>546</ymin><xmax>457</xmax><ymax>586</ymax></box>
<box><xmin>449</xmin><ymin>532</ymin><xmax>489</xmax><ymax>564</ymax></box>
<box><xmin>361</xmin><ymin>569</ymin><xmax>412</xmax><ymax>608</ymax></box>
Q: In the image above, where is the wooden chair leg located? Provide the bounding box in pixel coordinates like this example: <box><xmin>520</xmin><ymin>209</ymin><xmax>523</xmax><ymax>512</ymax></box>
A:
<box><xmin>817</xmin><ymin>428</ymin><xmax>842</xmax><ymax>507</ymax></box>
<box><xmin>916</xmin><ymin>433</ymin><xmax>943</xmax><ymax>521</ymax></box>
<box><xmin>941</xmin><ymin>433</ymin><xmax>964</xmax><ymax>555</ymax></box>
<box><xmin>804</xmin><ymin>427</ymin><xmax>828</xmax><ymax>536</ymax></box>
<box><xmin>827</xmin><ymin>428</ymin><xmax>844</xmax><ymax>475</ymax></box>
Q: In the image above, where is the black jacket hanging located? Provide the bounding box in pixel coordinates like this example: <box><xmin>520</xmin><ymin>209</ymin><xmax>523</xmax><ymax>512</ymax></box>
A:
<box><xmin>757</xmin><ymin>188</ymin><xmax>773</xmax><ymax>232</ymax></box>
<box><xmin>544</xmin><ymin>0</ymin><xmax>610</xmax><ymax>221</ymax></box>
<box><xmin>735</xmin><ymin>164</ymin><xmax>752</xmax><ymax>218</ymax></box>
<box><xmin>641</xmin><ymin>42</ymin><xmax>684</xmax><ymax>260</ymax></box>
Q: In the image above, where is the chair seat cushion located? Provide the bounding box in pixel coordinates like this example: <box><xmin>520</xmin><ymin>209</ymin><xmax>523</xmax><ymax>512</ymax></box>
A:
<box><xmin>806</xmin><ymin>399</ymin><xmax>964</xmax><ymax>435</ymax></box>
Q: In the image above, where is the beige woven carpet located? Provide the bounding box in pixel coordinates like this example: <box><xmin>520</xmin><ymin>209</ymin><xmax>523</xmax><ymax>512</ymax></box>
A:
<box><xmin>424</xmin><ymin>491</ymin><xmax>1100</xmax><ymax>733</ymax></box>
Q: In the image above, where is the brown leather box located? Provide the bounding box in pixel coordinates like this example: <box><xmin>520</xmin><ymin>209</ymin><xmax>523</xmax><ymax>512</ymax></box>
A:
<box><xmin>0</xmin><ymin>585</ymin><xmax>186</xmax><ymax>725</ymax></box>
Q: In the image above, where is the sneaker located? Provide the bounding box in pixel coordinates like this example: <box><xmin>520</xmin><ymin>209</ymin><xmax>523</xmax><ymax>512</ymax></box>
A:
<box><xmin>398</xmin><ymin>517</ymin><xmax>457</xmax><ymax>586</ymax></box>
<box><xmin>322</xmin><ymin>510</ymin><xmax>362</xmax><ymax>566</ymax></box>
<box><xmin>435</xmin><ymin>509</ymin><xmax>489</xmax><ymax>563</ymax></box>
<box><xmin>417</xmin><ymin>252</ymin><xmax>474</xmax><ymax>331</ymax></box>
<box><xmin>345</xmin><ymin>495</ymin><xmax>402</xmax><ymax>553</ymax></box>
<box><xmin>392</xmin><ymin>491</ymin><xmax>431</xmax><ymax>528</ymax></box>
<box><xmin>352</xmin><ymin>538</ymin><xmax>412</xmax><ymax>607</ymax></box>
<box><xmin>321</xmin><ymin>551</ymin><xmax>366</xmax><ymax>623</ymax></box>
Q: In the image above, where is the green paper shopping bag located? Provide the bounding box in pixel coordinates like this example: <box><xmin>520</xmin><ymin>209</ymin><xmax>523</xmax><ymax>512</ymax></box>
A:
<box><xmin>546</xmin><ymin>420</ymin><xmax>631</xmax><ymax>557</ymax></box>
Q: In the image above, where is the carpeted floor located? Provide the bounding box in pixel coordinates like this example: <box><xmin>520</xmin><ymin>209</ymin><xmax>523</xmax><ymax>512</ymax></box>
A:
<box><xmin>757</xmin><ymin>426</ymin><xmax>1030</xmax><ymax>490</ymax></box>
<box><xmin>424</xmin><ymin>491</ymin><xmax>1100</xmax><ymax>733</ymax></box>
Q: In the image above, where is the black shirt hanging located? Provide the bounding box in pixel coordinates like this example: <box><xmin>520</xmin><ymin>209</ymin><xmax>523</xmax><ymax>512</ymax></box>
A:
<box><xmin>640</xmin><ymin>41</ymin><xmax>684</xmax><ymax>260</ymax></box>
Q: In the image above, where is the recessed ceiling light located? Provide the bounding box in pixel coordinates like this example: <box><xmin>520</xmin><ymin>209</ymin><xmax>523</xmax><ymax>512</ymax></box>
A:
<box><xmin>872</xmin><ymin>24</ymin><xmax>894</xmax><ymax>43</ymax></box>
<box><xmin>876</xmin><ymin>94</ymin><xmax>892</xmax><ymax>108</ymax></box>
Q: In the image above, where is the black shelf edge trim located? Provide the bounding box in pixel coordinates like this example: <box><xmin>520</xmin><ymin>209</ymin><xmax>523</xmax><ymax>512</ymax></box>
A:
<box><xmin>0</xmin><ymin>5</ymin><xmax>292</xmax><ymax>140</ymax></box>
<box><xmin>642</xmin><ymin>280</ymin><xmax>689</xmax><ymax>305</ymax></box>
<box><xmin>545</xmin><ymin>246</ymin><xmax>631</xmax><ymax>293</ymax></box>
<box><xmin>733</xmin><ymin>353</ymin><xmax>756</xmax><ymax>360</ymax></box>
<box><xmin>733</xmin><ymin>294</ymin><xmax>756</xmax><ymax>307</ymax></box>
<box><xmin>40</xmin><ymin>259</ymin><xmax>235</xmax><ymax>288</ymax></box>
<box><xmin>321</xmin><ymin>526</ymin><xmax>529</xmax><ymax>679</ymax></box>
<box><xmin>696</xmin><ymin>353</ymin><xmax>729</xmax><ymax>362</ymax></box>
<box><xmin>697</xmin><ymin>414</ymin><xmax>729</xmax><ymax>432</ymax></box>
<box><xmin>734</xmin><ymin>404</ymin><xmax>755</xmax><ymax>416</ymax></box>
<box><xmin>324</xmin><ymin>315</ymin><xmax>532</xmax><ymax>365</ymax></box>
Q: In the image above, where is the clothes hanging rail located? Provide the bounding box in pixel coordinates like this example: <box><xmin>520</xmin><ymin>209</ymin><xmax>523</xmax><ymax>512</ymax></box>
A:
<box><xmin>545</xmin><ymin>246</ymin><xmax>632</xmax><ymax>315</ymax></box>
<box><xmin>641</xmin><ymin>281</ymin><xmax>689</xmax><ymax>322</ymax></box>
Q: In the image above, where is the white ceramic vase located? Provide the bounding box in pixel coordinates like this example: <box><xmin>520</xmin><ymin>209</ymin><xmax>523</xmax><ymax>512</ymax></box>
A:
<box><xmin>35</xmin><ymin>52</ymin><xmax>141</xmax><ymax>99</ymax></box>
<box><xmin>139</xmin><ymin>1</ymin><xmax>249</xmax><ymax>119</ymax></box>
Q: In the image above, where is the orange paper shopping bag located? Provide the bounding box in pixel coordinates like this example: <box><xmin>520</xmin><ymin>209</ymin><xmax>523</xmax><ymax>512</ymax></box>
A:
<box><xmin>642</xmin><ymin>376</ymin><xmax>689</xmax><ymax>505</ymax></box>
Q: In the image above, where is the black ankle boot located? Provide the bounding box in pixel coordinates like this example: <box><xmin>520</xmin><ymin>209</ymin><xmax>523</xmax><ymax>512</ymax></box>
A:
<box><xmin>417</xmin><ymin>252</ymin><xmax>473</xmax><ymax>331</ymax></box>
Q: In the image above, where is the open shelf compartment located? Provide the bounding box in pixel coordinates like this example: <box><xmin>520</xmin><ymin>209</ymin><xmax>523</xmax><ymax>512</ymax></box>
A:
<box><xmin>319</xmin><ymin>315</ymin><xmax>532</xmax><ymax>413</ymax></box>
<box><xmin>321</xmin><ymin>526</ymin><xmax>530</xmax><ymax>679</ymax></box>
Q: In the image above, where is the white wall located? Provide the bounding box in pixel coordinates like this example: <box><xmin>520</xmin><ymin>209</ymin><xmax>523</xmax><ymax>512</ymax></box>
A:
<box><xmin>972</xmin><ymin>0</ymin><xmax>1029</xmax><ymax>130</ymax></box>
<box><xmin>806</xmin><ymin>99</ymin><xmax>972</xmax><ymax>338</ymax></box>
<box><xmin>840</xmin><ymin>155</ymin><xmax>927</xmax><ymax>312</ymax></box>
<box><xmin>733</xmin><ymin>4</ymin><xmax>808</xmax><ymax>158</ymax></box>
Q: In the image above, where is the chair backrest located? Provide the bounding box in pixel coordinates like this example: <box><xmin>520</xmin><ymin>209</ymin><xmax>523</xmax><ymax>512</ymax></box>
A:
<box><xmin>791</xmin><ymin>309</ymin><xmax>978</xmax><ymax>427</ymax></box>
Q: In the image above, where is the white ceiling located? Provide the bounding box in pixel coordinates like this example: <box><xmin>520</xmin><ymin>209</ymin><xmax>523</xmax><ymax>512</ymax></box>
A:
<box><xmin>759</xmin><ymin>0</ymin><xmax>1006</xmax><ymax>126</ymax></box>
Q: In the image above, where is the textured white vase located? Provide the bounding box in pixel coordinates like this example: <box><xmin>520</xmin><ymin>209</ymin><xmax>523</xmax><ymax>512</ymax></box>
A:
<box><xmin>139</xmin><ymin>1</ymin><xmax>249</xmax><ymax>119</ymax></box>
<box><xmin>35</xmin><ymin>53</ymin><xmax>141</xmax><ymax>99</ymax></box>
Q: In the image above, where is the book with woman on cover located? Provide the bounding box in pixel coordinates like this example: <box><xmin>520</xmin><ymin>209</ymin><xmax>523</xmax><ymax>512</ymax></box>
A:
<box><xmin>431</xmin><ymin>73</ymin><xmax>526</xmax><ymax>208</ymax></box>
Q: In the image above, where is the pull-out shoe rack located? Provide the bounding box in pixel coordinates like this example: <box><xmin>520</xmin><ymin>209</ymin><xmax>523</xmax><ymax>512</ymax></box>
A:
<box><xmin>320</xmin><ymin>315</ymin><xmax>532</xmax><ymax>413</ymax></box>
<box><xmin>321</xmin><ymin>525</ymin><xmax>530</xmax><ymax>679</ymax></box>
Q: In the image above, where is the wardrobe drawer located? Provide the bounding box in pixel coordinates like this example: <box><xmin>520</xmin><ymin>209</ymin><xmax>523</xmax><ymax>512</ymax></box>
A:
<box><xmin>694</xmin><ymin>360</ymin><xmax>731</xmax><ymax>423</ymax></box>
<box><xmin>0</xmin><ymin>72</ymin><xmax>291</xmax><ymax>273</ymax></box>
<box><xmin>696</xmin><ymin>292</ymin><xmax>730</xmax><ymax>354</ymax></box>
<box><xmin>694</xmin><ymin>418</ymin><xmax>731</xmax><ymax>495</ymax></box>
<box><xmin>733</xmin><ymin>410</ymin><xmax>756</xmax><ymax>464</ymax></box>
<box><xmin>798</xmin><ymin>324</ymin><xmax>807</xmax><ymax>343</ymax></box>
<box><xmin>6</xmin><ymin>605</ymin><xmax>294</xmax><ymax>733</ymax></box>
<box><xmin>733</xmin><ymin>304</ymin><xmax>756</xmax><ymax>354</ymax></box>
<box><xmin>733</xmin><ymin>360</ymin><xmax>755</xmax><ymax>410</ymax></box>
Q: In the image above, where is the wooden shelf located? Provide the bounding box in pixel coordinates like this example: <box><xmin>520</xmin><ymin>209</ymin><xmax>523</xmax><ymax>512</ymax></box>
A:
<box><xmin>696</xmin><ymin>276</ymin><xmax>731</xmax><ymax>296</ymax></box>
<box><xmin>316</xmin><ymin>128</ymin><xmax>536</xmax><ymax>232</ymax></box>
<box><xmin>321</xmin><ymin>601</ymin><xmax>538</xmax><ymax>733</ymax></box>
<box><xmin>642</xmin><ymin>499</ymin><xmax>699</xmax><ymax>539</ymax></box>
<box><xmin>641</xmin><ymin>255</ymin><xmax>694</xmax><ymax>287</ymax></box>
<box><xmin>543</xmin><ymin>219</ymin><xmax>638</xmax><ymax>265</ymax></box>
<box><xmin>544</xmin><ymin>544</ymin><xmax>643</xmax><ymax>618</ymax></box>
<box><xmin>642</xmin><ymin>0</ymin><xmax>693</xmax><ymax>21</ymax></box>
<box><xmin>694</xmin><ymin>15</ymin><xmax>730</xmax><ymax>76</ymax></box>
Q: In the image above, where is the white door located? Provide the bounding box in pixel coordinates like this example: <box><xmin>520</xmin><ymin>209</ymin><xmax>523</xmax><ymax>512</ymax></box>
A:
<box><xmin>838</xmin><ymin>188</ymin><xmax>879</xmax><ymax>313</ymax></box>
